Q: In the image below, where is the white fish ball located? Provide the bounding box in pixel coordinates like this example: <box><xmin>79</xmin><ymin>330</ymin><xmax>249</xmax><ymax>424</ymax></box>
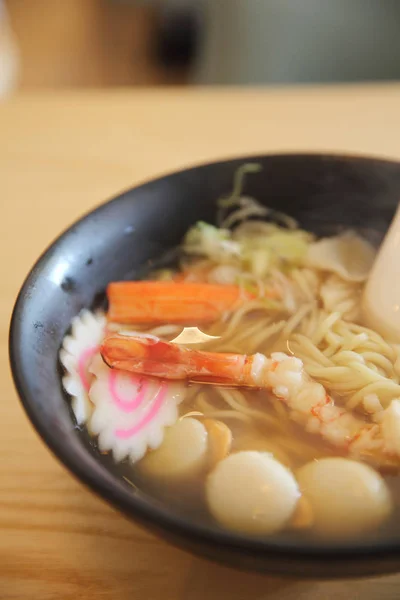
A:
<box><xmin>206</xmin><ymin>451</ymin><xmax>300</xmax><ymax>535</ymax></box>
<box><xmin>296</xmin><ymin>458</ymin><xmax>393</xmax><ymax>539</ymax></box>
<box><xmin>138</xmin><ymin>417</ymin><xmax>208</xmax><ymax>481</ymax></box>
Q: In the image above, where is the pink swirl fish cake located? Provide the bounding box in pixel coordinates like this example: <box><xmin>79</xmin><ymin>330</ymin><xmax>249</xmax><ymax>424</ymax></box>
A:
<box><xmin>60</xmin><ymin>309</ymin><xmax>106</xmax><ymax>425</ymax></box>
<box><xmin>88</xmin><ymin>354</ymin><xmax>185</xmax><ymax>463</ymax></box>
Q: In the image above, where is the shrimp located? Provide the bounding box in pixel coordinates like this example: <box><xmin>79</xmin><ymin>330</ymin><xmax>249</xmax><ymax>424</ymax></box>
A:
<box><xmin>101</xmin><ymin>333</ymin><xmax>400</xmax><ymax>465</ymax></box>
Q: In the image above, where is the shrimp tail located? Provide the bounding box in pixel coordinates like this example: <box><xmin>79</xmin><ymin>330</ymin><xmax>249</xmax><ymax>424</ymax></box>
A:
<box><xmin>101</xmin><ymin>333</ymin><xmax>248</xmax><ymax>384</ymax></box>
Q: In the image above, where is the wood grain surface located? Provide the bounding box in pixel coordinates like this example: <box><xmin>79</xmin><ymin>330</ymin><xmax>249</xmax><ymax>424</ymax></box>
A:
<box><xmin>2</xmin><ymin>86</ymin><xmax>400</xmax><ymax>599</ymax></box>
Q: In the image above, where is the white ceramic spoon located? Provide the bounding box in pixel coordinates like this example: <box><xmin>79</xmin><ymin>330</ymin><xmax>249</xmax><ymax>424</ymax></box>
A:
<box><xmin>362</xmin><ymin>204</ymin><xmax>400</xmax><ymax>342</ymax></box>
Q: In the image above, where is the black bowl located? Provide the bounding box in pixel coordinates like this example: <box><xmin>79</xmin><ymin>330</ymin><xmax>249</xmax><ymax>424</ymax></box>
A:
<box><xmin>9</xmin><ymin>153</ymin><xmax>400</xmax><ymax>579</ymax></box>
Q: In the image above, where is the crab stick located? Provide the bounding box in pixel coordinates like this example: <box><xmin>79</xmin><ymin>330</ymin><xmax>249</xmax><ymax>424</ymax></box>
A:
<box><xmin>107</xmin><ymin>281</ymin><xmax>252</xmax><ymax>325</ymax></box>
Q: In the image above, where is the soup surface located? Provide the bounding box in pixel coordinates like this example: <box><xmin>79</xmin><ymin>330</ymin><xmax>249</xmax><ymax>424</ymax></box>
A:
<box><xmin>60</xmin><ymin>164</ymin><xmax>400</xmax><ymax>544</ymax></box>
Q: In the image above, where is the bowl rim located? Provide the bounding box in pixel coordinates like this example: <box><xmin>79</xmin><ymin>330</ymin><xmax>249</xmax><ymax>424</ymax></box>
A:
<box><xmin>9</xmin><ymin>151</ymin><xmax>400</xmax><ymax>570</ymax></box>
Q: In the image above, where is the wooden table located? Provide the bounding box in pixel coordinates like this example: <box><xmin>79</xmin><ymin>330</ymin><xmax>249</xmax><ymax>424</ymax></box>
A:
<box><xmin>2</xmin><ymin>85</ymin><xmax>400</xmax><ymax>599</ymax></box>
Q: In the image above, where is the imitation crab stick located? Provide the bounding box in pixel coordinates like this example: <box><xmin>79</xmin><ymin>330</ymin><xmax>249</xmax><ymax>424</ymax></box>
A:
<box><xmin>107</xmin><ymin>281</ymin><xmax>253</xmax><ymax>325</ymax></box>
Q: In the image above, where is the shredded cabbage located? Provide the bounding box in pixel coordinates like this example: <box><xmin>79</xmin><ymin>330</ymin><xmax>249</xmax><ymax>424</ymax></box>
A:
<box><xmin>240</xmin><ymin>226</ymin><xmax>312</xmax><ymax>278</ymax></box>
<box><xmin>181</xmin><ymin>163</ymin><xmax>373</xmax><ymax>287</ymax></box>
<box><xmin>182</xmin><ymin>220</ymin><xmax>312</xmax><ymax>279</ymax></box>
<box><xmin>150</xmin><ymin>269</ymin><xmax>175</xmax><ymax>281</ymax></box>
<box><xmin>183</xmin><ymin>221</ymin><xmax>241</xmax><ymax>260</ymax></box>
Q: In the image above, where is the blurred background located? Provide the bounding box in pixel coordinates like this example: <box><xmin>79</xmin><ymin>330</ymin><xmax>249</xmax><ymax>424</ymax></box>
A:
<box><xmin>2</xmin><ymin>0</ymin><xmax>400</xmax><ymax>97</ymax></box>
